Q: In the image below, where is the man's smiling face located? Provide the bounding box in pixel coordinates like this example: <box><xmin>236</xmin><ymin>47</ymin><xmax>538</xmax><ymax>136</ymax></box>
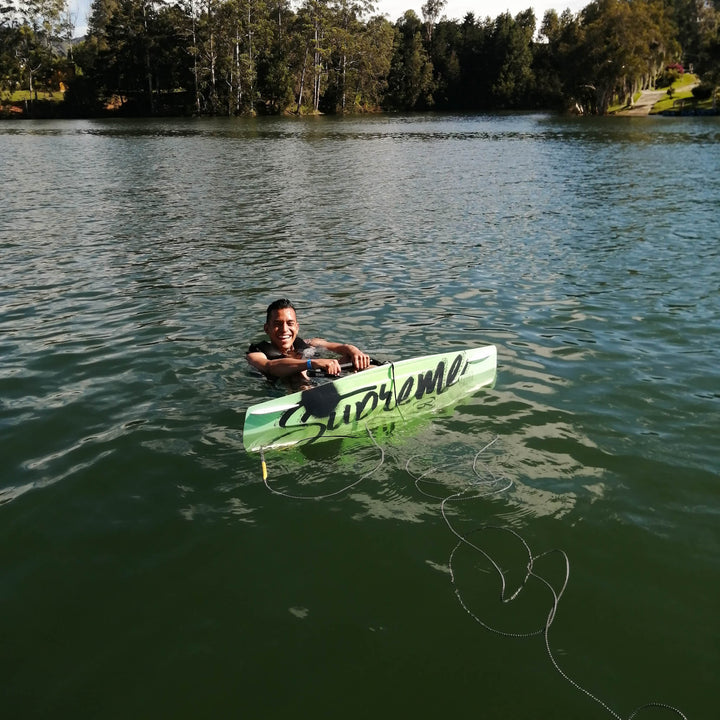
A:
<box><xmin>265</xmin><ymin>307</ymin><xmax>299</xmax><ymax>355</ymax></box>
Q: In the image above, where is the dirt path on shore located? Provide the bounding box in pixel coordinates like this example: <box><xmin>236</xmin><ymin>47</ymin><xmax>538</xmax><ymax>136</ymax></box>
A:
<box><xmin>615</xmin><ymin>80</ymin><xmax>702</xmax><ymax>116</ymax></box>
<box><xmin>615</xmin><ymin>88</ymin><xmax>669</xmax><ymax>116</ymax></box>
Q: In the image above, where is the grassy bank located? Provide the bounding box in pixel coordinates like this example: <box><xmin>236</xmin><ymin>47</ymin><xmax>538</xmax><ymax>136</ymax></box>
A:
<box><xmin>2</xmin><ymin>77</ymin><xmax>717</xmax><ymax>118</ymax></box>
<box><xmin>607</xmin><ymin>74</ymin><xmax>718</xmax><ymax>115</ymax></box>
<box><xmin>1</xmin><ymin>90</ymin><xmax>66</xmax><ymax>118</ymax></box>
<box><xmin>650</xmin><ymin>75</ymin><xmax>717</xmax><ymax>114</ymax></box>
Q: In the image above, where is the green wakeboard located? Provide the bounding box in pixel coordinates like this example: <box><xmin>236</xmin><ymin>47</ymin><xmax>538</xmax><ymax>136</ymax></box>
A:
<box><xmin>243</xmin><ymin>345</ymin><xmax>497</xmax><ymax>452</ymax></box>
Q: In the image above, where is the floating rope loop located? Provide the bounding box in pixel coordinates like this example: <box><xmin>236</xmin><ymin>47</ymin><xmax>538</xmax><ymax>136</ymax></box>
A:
<box><xmin>261</xmin><ymin>432</ymin><xmax>688</xmax><ymax>720</ymax></box>
<box><xmin>405</xmin><ymin>436</ymin><xmax>688</xmax><ymax>720</ymax></box>
<box><xmin>261</xmin><ymin>426</ymin><xmax>384</xmax><ymax>501</ymax></box>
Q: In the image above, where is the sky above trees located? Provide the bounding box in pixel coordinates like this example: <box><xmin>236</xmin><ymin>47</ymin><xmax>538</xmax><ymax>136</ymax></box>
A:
<box><xmin>67</xmin><ymin>0</ymin><xmax>589</xmax><ymax>36</ymax></box>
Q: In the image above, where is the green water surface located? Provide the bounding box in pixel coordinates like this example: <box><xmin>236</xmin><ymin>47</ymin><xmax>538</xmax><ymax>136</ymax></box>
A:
<box><xmin>1</xmin><ymin>115</ymin><xmax>718</xmax><ymax>719</ymax></box>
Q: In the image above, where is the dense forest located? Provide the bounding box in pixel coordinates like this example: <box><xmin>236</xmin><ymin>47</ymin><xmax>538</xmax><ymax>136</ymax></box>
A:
<box><xmin>2</xmin><ymin>0</ymin><xmax>719</xmax><ymax>115</ymax></box>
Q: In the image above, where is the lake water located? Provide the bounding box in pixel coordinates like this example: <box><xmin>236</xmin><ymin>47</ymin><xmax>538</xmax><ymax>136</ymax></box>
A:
<box><xmin>1</xmin><ymin>114</ymin><xmax>718</xmax><ymax>719</ymax></box>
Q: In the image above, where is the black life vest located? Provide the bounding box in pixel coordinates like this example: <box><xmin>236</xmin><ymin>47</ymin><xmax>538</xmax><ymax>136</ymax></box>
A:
<box><xmin>247</xmin><ymin>338</ymin><xmax>311</xmax><ymax>359</ymax></box>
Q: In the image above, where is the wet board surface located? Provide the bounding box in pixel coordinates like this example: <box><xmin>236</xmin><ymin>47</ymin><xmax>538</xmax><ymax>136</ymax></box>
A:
<box><xmin>242</xmin><ymin>345</ymin><xmax>497</xmax><ymax>451</ymax></box>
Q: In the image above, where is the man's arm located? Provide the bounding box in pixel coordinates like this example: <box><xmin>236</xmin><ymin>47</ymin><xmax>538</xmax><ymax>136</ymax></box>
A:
<box><xmin>247</xmin><ymin>351</ymin><xmax>344</xmax><ymax>378</ymax></box>
<box><xmin>307</xmin><ymin>339</ymin><xmax>371</xmax><ymax>371</ymax></box>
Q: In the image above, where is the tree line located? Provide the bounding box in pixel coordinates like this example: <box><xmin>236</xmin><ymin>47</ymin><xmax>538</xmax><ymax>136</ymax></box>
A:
<box><xmin>2</xmin><ymin>0</ymin><xmax>719</xmax><ymax>116</ymax></box>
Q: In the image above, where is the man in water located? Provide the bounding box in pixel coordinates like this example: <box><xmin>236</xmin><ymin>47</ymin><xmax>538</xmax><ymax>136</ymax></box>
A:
<box><xmin>247</xmin><ymin>298</ymin><xmax>371</xmax><ymax>383</ymax></box>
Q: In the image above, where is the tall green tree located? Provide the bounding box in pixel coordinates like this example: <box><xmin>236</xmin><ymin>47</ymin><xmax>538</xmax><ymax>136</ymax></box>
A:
<box><xmin>384</xmin><ymin>10</ymin><xmax>434</xmax><ymax>109</ymax></box>
<box><xmin>96</xmin><ymin>0</ymin><xmax>192</xmax><ymax>113</ymax></box>
<box><xmin>456</xmin><ymin>14</ymin><xmax>494</xmax><ymax>109</ymax></box>
<box><xmin>14</xmin><ymin>0</ymin><xmax>71</xmax><ymax>38</ymax></box>
<box><xmin>88</xmin><ymin>0</ymin><xmax>120</xmax><ymax>38</ymax></box>
<box><xmin>354</xmin><ymin>14</ymin><xmax>393</xmax><ymax>107</ymax></box>
<box><xmin>533</xmin><ymin>9</ymin><xmax>566</xmax><ymax>107</ymax></box>
<box><xmin>421</xmin><ymin>0</ymin><xmax>445</xmax><ymax>42</ymax></box>
<box><xmin>195</xmin><ymin>0</ymin><xmax>222</xmax><ymax>113</ymax></box>
<box><xmin>540</xmin><ymin>0</ymin><xmax>678</xmax><ymax>114</ymax></box>
<box><xmin>325</xmin><ymin>0</ymin><xmax>372</xmax><ymax>112</ymax></box>
<box><xmin>426</xmin><ymin>17</ymin><xmax>463</xmax><ymax>108</ymax></box>
<box><xmin>538</xmin><ymin>8</ymin><xmax>585</xmax><ymax>111</ymax></box>
<box><xmin>212</xmin><ymin>0</ymin><xmax>274</xmax><ymax>114</ymax></box>
<box><xmin>578</xmin><ymin>0</ymin><xmax>678</xmax><ymax>113</ymax></box>
<box><xmin>489</xmin><ymin>10</ymin><xmax>535</xmax><ymax>108</ymax></box>
<box><xmin>695</xmin><ymin>1</ymin><xmax>720</xmax><ymax>104</ymax></box>
<box><xmin>255</xmin><ymin>0</ymin><xmax>295</xmax><ymax>112</ymax></box>
<box><xmin>293</xmin><ymin>0</ymin><xmax>331</xmax><ymax>112</ymax></box>
<box><xmin>0</xmin><ymin>0</ymin><xmax>71</xmax><ymax>97</ymax></box>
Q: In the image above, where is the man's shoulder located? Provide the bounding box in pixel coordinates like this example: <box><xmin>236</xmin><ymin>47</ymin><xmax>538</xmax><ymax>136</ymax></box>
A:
<box><xmin>247</xmin><ymin>340</ymin><xmax>275</xmax><ymax>356</ymax></box>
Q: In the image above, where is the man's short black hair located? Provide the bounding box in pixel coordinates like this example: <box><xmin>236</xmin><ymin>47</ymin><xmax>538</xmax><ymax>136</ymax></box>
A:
<box><xmin>266</xmin><ymin>298</ymin><xmax>296</xmax><ymax>323</ymax></box>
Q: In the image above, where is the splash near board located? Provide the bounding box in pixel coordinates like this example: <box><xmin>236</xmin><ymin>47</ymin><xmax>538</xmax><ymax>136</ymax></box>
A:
<box><xmin>243</xmin><ymin>345</ymin><xmax>497</xmax><ymax>452</ymax></box>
